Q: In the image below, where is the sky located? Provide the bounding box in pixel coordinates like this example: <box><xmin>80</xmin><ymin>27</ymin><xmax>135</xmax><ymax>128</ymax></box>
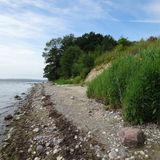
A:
<box><xmin>0</xmin><ymin>0</ymin><xmax>160</xmax><ymax>79</ymax></box>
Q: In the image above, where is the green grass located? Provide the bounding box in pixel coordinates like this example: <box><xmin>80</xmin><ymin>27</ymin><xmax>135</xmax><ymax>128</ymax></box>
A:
<box><xmin>95</xmin><ymin>39</ymin><xmax>160</xmax><ymax>66</ymax></box>
<box><xmin>87</xmin><ymin>47</ymin><xmax>160</xmax><ymax>124</ymax></box>
<box><xmin>54</xmin><ymin>76</ymin><xmax>82</xmax><ymax>85</ymax></box>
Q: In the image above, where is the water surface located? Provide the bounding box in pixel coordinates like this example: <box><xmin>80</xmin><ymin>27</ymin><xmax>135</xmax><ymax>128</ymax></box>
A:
<box><xmin>0</xmin><ymin>79</ymin><xmax>43</xmax><ymax>143</ymax></box>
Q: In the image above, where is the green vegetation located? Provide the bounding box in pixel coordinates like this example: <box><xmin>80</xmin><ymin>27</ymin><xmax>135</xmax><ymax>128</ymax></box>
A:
<box><xmin>43</xmin><ymin>33</ymin><xmax>160</xmax><ymax>124</ymax></box>
<box><xmin>43</xmin><ymin>32</ymin><xmax>119</xmax><ymax>82</ymax></box>
<box><xmin>87</xmin><ymin>46</ymin><xmax>160</xmax><ymax>124</ymax></box>
<box><xmin>95</xmin><ymin>37</ymin><xmax>160</xmax><ymax>65</ymax></box>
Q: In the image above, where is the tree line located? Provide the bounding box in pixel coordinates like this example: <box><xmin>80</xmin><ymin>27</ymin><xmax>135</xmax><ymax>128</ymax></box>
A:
<box><xmin>42</xmin><ymin>32</ymin><xmax>131</xmax><ymax>81</ymax></box>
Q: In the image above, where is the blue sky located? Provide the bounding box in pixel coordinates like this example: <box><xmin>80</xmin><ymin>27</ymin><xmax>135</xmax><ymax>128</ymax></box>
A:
<box><xmin>0</xmin><ymin>0</ymin><xmax>160</xmax><ymax>79</ymax></box>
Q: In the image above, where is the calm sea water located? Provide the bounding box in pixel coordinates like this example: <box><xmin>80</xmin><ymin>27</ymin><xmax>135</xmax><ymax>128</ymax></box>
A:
<box><xmin>0</xmin><ymin>79</ymin><xmax>43</xmax><ymax>142</ymax></box>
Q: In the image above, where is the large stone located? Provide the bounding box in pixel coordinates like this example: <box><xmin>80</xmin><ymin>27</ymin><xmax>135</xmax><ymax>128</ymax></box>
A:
<box><xmin>117</xmin><ymin>127</ymin><xmax>145</xmax><ymax>148</ymax></box>
<box><xmin>4</xmin><ymin>114</ymin><xmax>13</xmax><ymax>121</ymax></box>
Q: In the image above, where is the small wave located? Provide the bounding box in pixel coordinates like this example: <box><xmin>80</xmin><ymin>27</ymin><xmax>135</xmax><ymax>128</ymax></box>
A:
<box><xmin>0</xmin><ymin>111</ymin><xmax>8</xmax><ymax>116</ymax></box>
<box><xmin>0</xmin><ymin>105</ymin><xmax>14</xmax><ymax>110</ymax></box>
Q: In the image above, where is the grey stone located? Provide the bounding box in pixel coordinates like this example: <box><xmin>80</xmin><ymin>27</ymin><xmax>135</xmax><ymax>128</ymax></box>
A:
<box><xmin>36</xmin><ymin>145</ymin><xmax>44</xmax><ymax>154</ymax></box>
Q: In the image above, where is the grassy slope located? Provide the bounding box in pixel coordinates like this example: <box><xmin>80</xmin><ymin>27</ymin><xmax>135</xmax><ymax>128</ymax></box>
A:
<box><xmin>87</xmin><ymin>39</ymin><xmax>160</xmax><ymax>124</ymax></box>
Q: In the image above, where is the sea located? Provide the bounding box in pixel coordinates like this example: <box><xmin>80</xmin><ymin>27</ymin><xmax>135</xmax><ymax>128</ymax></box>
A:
<box><xmin>0</xmin><ymin>79</ymin><xmax>43</xmax><ymax>143</ymax></box>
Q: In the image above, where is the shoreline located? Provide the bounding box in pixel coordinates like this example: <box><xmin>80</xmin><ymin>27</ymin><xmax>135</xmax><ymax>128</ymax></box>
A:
<box><xmin>0</xmin><ymin>85</ymin><xmax>33</xmax><ymax>145</ymax></box>
<box><xmin>0</xmin><ymin>83</ymin><xmax>104</xmax><ymax>160</ymax></box>
<box><xmin>0</xmin><ymin>83</ymin><xmax>160</xmax><ymax>160</ymax></box>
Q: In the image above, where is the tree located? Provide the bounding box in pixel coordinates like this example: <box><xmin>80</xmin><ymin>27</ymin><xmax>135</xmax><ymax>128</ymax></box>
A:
<box><xmin>75</xmin><ymin>32</ymin><xmax>104</xmax><ymax>52</ymax></box>
<box><xmin>60</xmin><ymin>46</ymin><xmax>83</xmax><ymax>78</ymax></box>
<box><xmin>42</xmin><ymin>38</ymin><xmax>62</xmax><ymax>80</ymax></box>
<box><xmin>102</xmin><ymin>35</ymin><xmax>117</xmax><ymax>51</ymax></box>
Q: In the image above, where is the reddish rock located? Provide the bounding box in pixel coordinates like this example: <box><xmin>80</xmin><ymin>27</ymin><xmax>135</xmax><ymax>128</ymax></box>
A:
<box><xmin>117</xmin><ymin>127</ymin><xmax>145</xmax><ymax>148</ymax></box>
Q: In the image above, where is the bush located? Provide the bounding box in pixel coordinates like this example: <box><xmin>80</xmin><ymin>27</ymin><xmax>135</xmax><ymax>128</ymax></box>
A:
<box><xmin>123</xmin><ymin>48</ymin><xmax>160</xmax><ymax>124</ymax></box>
<box><xmin>87</xmin><ymin>47</ymin><xmax>160</xmax><ymax>124</ymax></box>
<box><xmin>87</xmin><ymin>55</ymin><xmax>139</xmax><ymax>107</ymax></box>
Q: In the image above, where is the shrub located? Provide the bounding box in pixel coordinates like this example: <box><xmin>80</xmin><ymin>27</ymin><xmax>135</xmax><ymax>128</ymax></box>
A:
<box><xmin>123</xmin><ymin>48</ymin><xmax>160</xmax><ymax>124</ymax></box>
<box><xmin>87</xmin><ymin>47</ymin><xmax>160</xmax><ymax>124</ymax></box>
<box><xmin>87</xmin><ymin>55</ymin><xmax>139</xmax><ymax>107</ymax></box>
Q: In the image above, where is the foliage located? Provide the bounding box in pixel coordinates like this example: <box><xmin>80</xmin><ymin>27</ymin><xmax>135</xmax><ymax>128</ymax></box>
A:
<box><xmin>123</xmin><ymin>48</ymin><xmax>160</xmax><ymax>124</ymax></box>
<box><xmin>95</xmin><ymin>39</ymin><xmax>160</xmax><ymax>65</ymax></box>
<box><xmin>60</xmin><ymin>46</ymin><xmax>83</xmax><ymax>78</ymax></box>
<box><xmin>87</xmin><ymin>55</ymin><xmax>139</xmax><ymax>107</ymax></box>
<box><xmin>43</xmin><ymin>32</ymin><xmax>117</xmax><ymax>82</ymax></box>
<box><xmin>42</xmin><ymin>38</ymin><xmax>62</xmax><ymax>81</ymax></box>
<box><xmin>54</xmin><ymin>76</ymin><xmax>82</xmax><ymax>85</ymax></box>
<box><xmin>87</xmin><ymin>47</ymin><xmax>160</xmax><ymax>124</ymax></box>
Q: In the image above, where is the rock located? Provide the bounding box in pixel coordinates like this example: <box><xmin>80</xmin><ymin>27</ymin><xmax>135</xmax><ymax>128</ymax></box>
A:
<box><xmin>56</xmin><ymin>156</ymin><xmax>63</xmax><ymax>160</ymax></box>
<box><xmin>109</xmin><ymin>150</ymin><xmax>118</xmax><ymax>159</ymax></box>
<box><xmin>4</xmin><ymin>114</ymin><xmax>13</xmax><ymax>121</ymax></box>
<box><xmin>34</xmin><ymin>157</ymin><xmax>40</xmax><ymax>160</ymax></box>
<box><xmin>21</xmin><ymin>92</ymin><xmax>26</xmax><ymax>95</ymax></box>
<box><xmin>41</xmin><ymin>96</ymin><xmax>46</xmax><ymax>101</ymax></box>
<box><xmin>70</xmin><ymin>96</ymin><xmax>75</xmax><ymax>100</ymax></box>
<box><xmin>33</xmin><ymin>128</ymin><xmax>39</xmax><ymax>133</ymax></box>
<box><xmin>14</xmin><ymin>95</ymin><xmax>22</xmax><ymax>100</ymax></box>
<box><xmin>117</xmin><ymin>127</ymin><xmax>145</xmax><ymax>148</ymax></box>
<box><xmin>28</xmin><ymin>148</ymin><xmax>32</xmax><ymax>153</ymax></box>
<box><xmin>36</xmin><ymin>145</ymin><xmax>44</xmax><ymax>154</ymax></box>
<box><xmin>109</xmin><ymin>148</ymin><xmax>127</xmax><ymax>160</ymax></box>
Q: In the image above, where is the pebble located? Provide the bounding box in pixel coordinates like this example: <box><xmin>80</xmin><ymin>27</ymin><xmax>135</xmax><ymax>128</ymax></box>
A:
<box><xmin>109</xmin><ymin>150</ymin><xmax>118</xmax><ymax>159</ymax></box>
<box><xmin>53</xmin><ymin>148</ymin><xmax>59</xmax><ymax>154</ymax></box>
<box><xmin>56</xmin><ymin>156</ymin><xmax>63</xmax><ymax>160</ymax></box>
<box><xmin>34</xmin><ymin>157</ymin><xmax>40</xmax><ymax>160</ymax></box>
<box><xmin>33</xmin><ymin>128</ymin><xmax>39</xmax><ymax>133</ymax></box>
<box><xmin>145</xmin><ymin>154</ymin><xmax>149</xmax><ymax>158</ymax></box>
<box><xmin>28</xmin><ymin>148</ymin><xmax>32</xmax><ymax>153</ymax></box>
<box><xmin>36</xmin><ymin>145</ymin><xmax>44</xmax><ymax>154</ymax></box>
<box><xmin>70</xmin><ymin>96</ymin><xmax>75</xmax><ymax>99</ymax></box>
<box><xmin>139</xmin><ymin>151</ymin><xmax>145</xmax><ymax>155</ymax></box>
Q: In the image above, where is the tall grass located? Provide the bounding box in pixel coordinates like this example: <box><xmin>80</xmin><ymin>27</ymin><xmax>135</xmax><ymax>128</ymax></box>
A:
<box><xmin>123</xmin><ymin>48</ymin><xmax>160</xmax><ymax>124</ymax></box>
<box><xmin>95</xmin><ymin>39</ymin><xmax>160</xmax><ymax>66</ymax></box>
<box><xmin>87</xmin><ymin>47</ymin><xmax>160</xmax><ymax>124</ymax></box>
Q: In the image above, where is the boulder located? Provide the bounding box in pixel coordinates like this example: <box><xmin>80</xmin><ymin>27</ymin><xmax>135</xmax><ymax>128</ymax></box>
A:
<box><xmin>4</xmin><ymin>114</ymin><xmax>13</xmax><ymax>121</ymax></box>
<box><xmin>117</xmin><ymin>127</ymin><xmax>145</xmax><ymax>148</ymax></box>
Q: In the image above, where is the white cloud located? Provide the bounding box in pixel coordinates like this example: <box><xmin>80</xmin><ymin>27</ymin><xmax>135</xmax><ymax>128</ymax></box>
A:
<box><xmin>145</xmin><ymin>0</ymin><xmax>160</xmax><ymax>17</ymax></box>
<box><xmin>0</xmin><ymin>11</ymin><xmax>70</xmax><ymax>39</ymax></box>
<box><xmin>0</xmin><ymin>43</ymin><xmax>44</xmax><ymax>79</ymax></box>
<box><xmin>130</xmin><ymin>0</ymin><xmax>160</xmax><ymax>24</ymax></box>
<box><xmin>130</xmin><ymin>19</ymin><xmax>160</xmax><ymax>24</ymax></box>
<box><xmin>0</xmin><ymin>0</ymin><xmax>118</xmax><ymax>79</ymax></box>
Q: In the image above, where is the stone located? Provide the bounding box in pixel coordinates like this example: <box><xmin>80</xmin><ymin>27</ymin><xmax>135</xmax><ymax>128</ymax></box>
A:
<box><xmin>33</xmin><ymin>128</ymin><xmax>39</xmax><ymax>133</ymax></box>
<box><xmin>36</xmin><ymin>145</ymin><xmax>44</xmax><ymax>154</ymax></box>
<box><xmin>4</xmin><ymin>114</ymin><xmax>13</xmax><ymax>121</ymax></box>
<box><xmin>56</xmin><ymin>156</ymin><xmax>63</xmax><ymax>160</ymax></box>
<box><xmin>70</xmin><ymin>96</ymin><xmax>75</xmax><ymax>100</ymax></box>
<box><xmin>34</xmin><ymin>157</ymin><xmax>40</xmax><ymax>160</ymax></box>
<box><xmin>109</xmin><ymin>150</ymin><xmax>118</xmax><ymax>159</ymax></box>
<box><xmin>14</xmin><ymin>95</ymin><xmax>22</xmax><ymax>100</ymax></box>
<box><xmin>117</xmin><ymin>127</ymin><xmax>145</xmax><ymax>148</ymax></box>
